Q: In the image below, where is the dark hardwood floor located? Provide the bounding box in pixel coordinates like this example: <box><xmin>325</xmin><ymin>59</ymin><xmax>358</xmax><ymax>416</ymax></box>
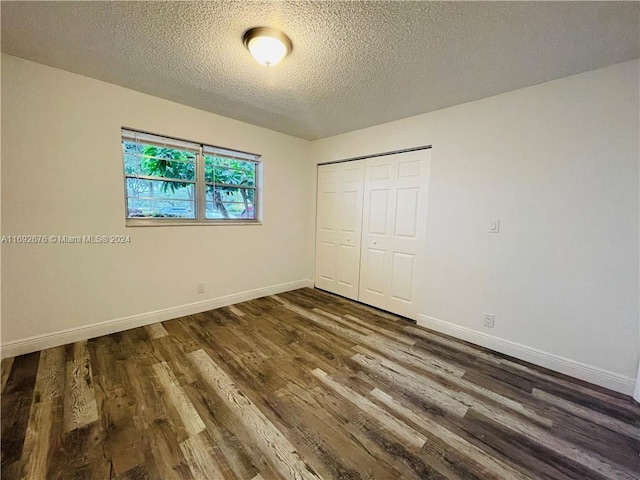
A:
<box><xmin>2</xmin><ymin>288</ymin><xmax>639</xmax><ymax>479</ymax></box>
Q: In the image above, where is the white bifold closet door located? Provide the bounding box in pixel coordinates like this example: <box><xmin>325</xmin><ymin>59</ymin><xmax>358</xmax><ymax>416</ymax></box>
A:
<box><xmin>359</xmin><ymin>149</ymin><xmax>430</xmax><ymax>318</ymax></box>
<box><xmin>315</xmin><ymin>149</ymin><xmax>430</xmax><ymax>319</ymax></box>
<box><xmin>315</xmin><ymin>160</ymin><xmax>365</xmax><ymax>300</ymax></box>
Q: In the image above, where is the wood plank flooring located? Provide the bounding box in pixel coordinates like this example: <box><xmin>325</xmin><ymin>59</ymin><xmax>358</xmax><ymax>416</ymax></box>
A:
<box><xmin>2</xmin><ymin>288</ymin><xmax>639</xmax><ymax>479</ymax></box>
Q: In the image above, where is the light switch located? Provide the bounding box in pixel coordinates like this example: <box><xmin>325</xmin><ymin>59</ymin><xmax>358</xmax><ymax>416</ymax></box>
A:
<box><xmin>489</xmin><ymin>219</ymin><xmax>500</xmax><ymax>233</ymax></box>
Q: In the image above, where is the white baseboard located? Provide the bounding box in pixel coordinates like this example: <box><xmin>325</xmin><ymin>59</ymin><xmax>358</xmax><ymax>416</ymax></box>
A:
<box><xmin>1</xmin><ymin>279</ymin><xmax>314</xmax><ymax>359</ymax></box>
<box><xmin>417</xmin><ymin>314</ymin><xmax>636</xmax><ymax>396</ymax></box>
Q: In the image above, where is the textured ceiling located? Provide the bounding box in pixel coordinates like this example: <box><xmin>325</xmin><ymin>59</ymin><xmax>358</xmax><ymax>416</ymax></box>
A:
<box><xmin>2</xmin><ymin>1</ymin><xmax>639</xmax><ymax>140</ymax></box>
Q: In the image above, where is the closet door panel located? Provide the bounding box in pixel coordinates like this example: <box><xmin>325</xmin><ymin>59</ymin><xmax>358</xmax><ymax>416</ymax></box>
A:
<box><xmin>315</xmin><ymin>164</ymin><xmax>339</xmax><ymax>290</ymax></box>
<box><xmin>336</xmin><ymin>244</ymin><xmax>358</xmax><ymax>289</ymax></box>
<box><xmin>388</xmin><ymin>152</ymin><xmax>430</xmax><ymax>318</ymax></box>
<box><xmin>316</xmin><ymin>241</ymin><xmax>336</xmax><ymax>283</ymax></box>
<box><xmin>390</xmin><ymin>252</ymin><xmax>415</xmax><ymax>302</ymax></box>
<box><xmin>315</xmin><ymin>160</ymin><xmax>365</xmax><ymax>300</ymax></box>
<box><xmin>367</xmin><ymin>189</ymin><xmax>390</xmax><ymax>235</ymax></box>
<box><xmin>360</xmin><ymin>246</ymin><xmax>387</xmax><ymax>305</ymax></box>
<box><xmin>359</xmin><ymin>150</ymin><xmax>431</xmax><ymax>319</ymax></box>
<box><xmin>359</xmin><ymin>156</ymin><xmax>396</xmax><ymax>310</ymax></box>
<box><xmin>395</xmin><ymin>187</ymin><xmax>420</xmax><ymax>238</ymax></box>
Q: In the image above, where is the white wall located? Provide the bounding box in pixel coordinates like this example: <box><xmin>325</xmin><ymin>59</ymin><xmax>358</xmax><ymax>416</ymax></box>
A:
<box><xmin>1</xmin><ymin>54</ymin><xmax>315</xmax><ymax>354</ymax></box>
<box><xmin>3</xmin><ymin>53</ymin><xmax>638</xmax><ymax>395</ymax></box>
<box><xmin>312</xmin><ymin>60</ymin><xmax>640</xmax><ymax>394</ymax></box>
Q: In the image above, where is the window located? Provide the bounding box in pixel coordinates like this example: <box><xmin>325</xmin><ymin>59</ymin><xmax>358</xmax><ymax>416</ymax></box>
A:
<box><xmin>122</xmin><ymin>129</ymin><xmax>260</xmax><ymax>225</ymax></box>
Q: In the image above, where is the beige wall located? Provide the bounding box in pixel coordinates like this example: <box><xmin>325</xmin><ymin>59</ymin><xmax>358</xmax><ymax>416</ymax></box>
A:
<box><xmin>312</xmin><ymin>60</ymin><xmax>640</xmax><ymax>392</ymax></box>
<box><xmin>1</xmin><ymin>54</ymin><xmax>315</xmax><ymax>351</ymax></box>
<box><xmin>2</xmin><ymin>54</ymin><xmax>638</xmax><ymax>394</ymax></box>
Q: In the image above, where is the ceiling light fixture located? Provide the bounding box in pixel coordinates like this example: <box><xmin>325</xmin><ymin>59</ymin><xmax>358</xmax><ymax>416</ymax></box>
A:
<box><xmin>243</xmin><ymin>27</ymin><xmax>292</xmax><ymax>67</ymax></box>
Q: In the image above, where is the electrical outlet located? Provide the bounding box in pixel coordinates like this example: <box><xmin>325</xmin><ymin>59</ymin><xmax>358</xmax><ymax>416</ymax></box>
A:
<box><xmin>483</xmin><ymin>314</ymin><xmax>495</xmax><ymax>328</ymax></box>
<box><xmin>197</xmin><ymin>283</ymin><xmax>206</xmax><ymax>294</ymax></box>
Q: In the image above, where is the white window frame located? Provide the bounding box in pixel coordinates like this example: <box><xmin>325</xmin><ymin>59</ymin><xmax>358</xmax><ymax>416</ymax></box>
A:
<box><xmin>122</xmin><ymin>128</ymin><xmax>262</xmax><ymax>226</ymax></box>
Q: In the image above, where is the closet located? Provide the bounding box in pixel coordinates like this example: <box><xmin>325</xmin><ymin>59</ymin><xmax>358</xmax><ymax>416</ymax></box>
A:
<box><xmin>315</xmin><ymin>148</ymin><xmax>431</xmax><ymax>319</ymax></box>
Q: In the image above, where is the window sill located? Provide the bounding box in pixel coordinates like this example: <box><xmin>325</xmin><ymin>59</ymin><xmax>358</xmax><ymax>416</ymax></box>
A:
<box><xmin>125</xmin><ymin>219</ymin><xmax>262</xmax><ymax>227</ymax></box>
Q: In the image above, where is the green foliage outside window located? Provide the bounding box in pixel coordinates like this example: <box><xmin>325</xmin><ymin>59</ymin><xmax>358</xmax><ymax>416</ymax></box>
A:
<box><xmin>123</xmin><ymin>139</ymin><xmax>257</xmax><ymax>220</ymax></box>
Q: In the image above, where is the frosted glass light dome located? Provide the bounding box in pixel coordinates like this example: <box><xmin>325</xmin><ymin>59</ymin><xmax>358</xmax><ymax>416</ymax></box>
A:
<box><xmin>243</xmin><ymin>27</ymin><xmax>292</xmax><ymax>67</ymax></box>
